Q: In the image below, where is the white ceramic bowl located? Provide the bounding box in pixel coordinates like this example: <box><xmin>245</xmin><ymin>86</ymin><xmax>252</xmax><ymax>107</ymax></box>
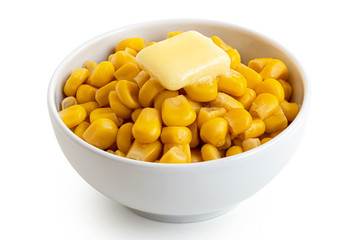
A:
<box><xmin>48</xmin><ymin>19</ymin><xmax>310</xmax><ymax>223</ymax></box>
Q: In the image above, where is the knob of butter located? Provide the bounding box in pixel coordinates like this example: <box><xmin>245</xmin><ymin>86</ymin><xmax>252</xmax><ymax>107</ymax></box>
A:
<box><xmin>136</xmin><ymin>31</ymin><xmax>231</xmax><ymax>91</ymax></box>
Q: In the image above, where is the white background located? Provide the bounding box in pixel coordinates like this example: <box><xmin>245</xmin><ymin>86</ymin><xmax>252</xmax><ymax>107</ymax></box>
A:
<box><xmin>1</xmin><ymin>0</ymin><xmax>359</xmax><ymax>239</ymax></box>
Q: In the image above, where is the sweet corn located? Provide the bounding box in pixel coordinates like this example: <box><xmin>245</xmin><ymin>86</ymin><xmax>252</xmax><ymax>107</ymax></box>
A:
<box><xmin>126</xmin><ymin>140</ymin><xmax>162</xmax><ymax>162</ymax></box>
<box><xmin>242</xmin><ymin>138</ymin><xmax>261</xmax><ymax>151</ymax></box>
<box><xmin>232</xmin><ymin>138</ymin><xmax>243</xmax><ymax>147</ymax></box>
<box><xmin>83</xmin><ymin>60</ymin><xmax>98</xmax><ymax>75</ymax></box>
<box><xmin>131</xmin><ymin>108</ymin><xmax>143</xmax><ymax>122</ymax></box>
<box><xmin>184</xmin><ymin>95</ymin><xmax>202</xmax><ymax>114</ymax></box>
<box><xmin>250</xmin><ymin>93</ymin><xmax>279</xmax><ymax>119</ymax></box>
<box><xmin>114</xmin><ymin>62</ymin><xmax>141</xmax><ymax>81</ymax></box>
<box><xmin>162</xmin><ymin>95</ymin><xmax>196</xmax><ymax>126</ymax></box>
<box><xmin>237</xmin><ymin>88</ymin><xmax>256</xmax><ymax>110</ymax></box>
<box><xmin>160</xmin><ymin>126</ymin><xmax>192</xmax><ymax>144</ymax></box>
<box><xmin>116</xmin><ymin>122</ymin><xmax>134</xmax><ymax>154</ymax></box>
<box><xmin>260</xmin><ymin>59</ymin><xmax>288</xmax><ymax>80</ymax></box>
<box><xmin>89</xmin><ymin>107</ymin><xmax>123</xmax><ymax>127</ymax></box>
<box><xmin>109</xmin><ymin>51</ymin><xmax>136</xmax><ymax>70</ymax></box>
<box><xmin>132</xmin><ymin>108</ymin><xmax>162</xmax><ymax>143</ymax></box>
<box><xmin>218</xmin><ymin>69</ymin><xmax>247</xmax><ymax>97</ymax></box>
<box><xmin>239</xmin><ymin>118</ymin><xmax>266</xmax><ymax>140</ymax></box>
<box><xmin>188</xmin><ymin>122</ymin><xmax>199</xmax><ymax>148</ymax></box>
<box><xmin>79</xmin><ymin>101</ymin><xmax>99</xmax><ymax>116</ymax></box>
<box><xmin>82</xmin><ymin>118</ymin><xmax>118</xmax><ymax>150</ymax></box>
<box><xmin>115</xmin><ymin>80</ymin><xmax>140</xmax><ymax>109</ymax></box>
<box><xmin>163</xmin><ymin>143</ymin><xmax>191</xmax><ymax>163</ymax></box>
<box><xmin>134</xmin><ymin>70</ymin><xmax>150</xmax><ymax>88</ymax></box>
<box><xmin>225</xmin><ymin>48</ymin><xmax>241</xmax><ymax>69</ymax></box>
<box><xmin>210</xmin><ymin>36</ymin><xmax>231</xmax><ymax>51</ymax></box>
<box><xmin>159</xmin><ymin>146</ymin><xmax>188</xmax><ymax>163</ymax></box>
<box><xmin>255</xmin><ymin>78</ymin><xmax>285</xmax><ymax>102</ymax></box>
<box><xmin>114</xmin><ymin>150</ymin><xmax>126</xmax><ymax>157</ymax></box>
<box><xmin>218</xmin><ymin>133</ymin><xmax>232</xmax><ymax>150</ymax></box>
<box><xmin>264</xmin><ymin>107</ymin><xmax>288</xmax><ymax>133</ymax></box>
<box><xmin>197</xmin><ymin>107</ymin><xmax>226</xmax><ymax>128</ymax></box>
<box><xmin>280</xmin><ymin>100</ymin><xmax>299</xmax><ymax>122</ymax></box>
<box><xmin>87</xmin><ymin>61</ymin><xmax>115</xmax><ymax>88</ymax></box>
<box><xmin>167</xmin><ymin>31</ymin><xmax>183</xmax><ymax>38</ymax></box>
<box><xmin>58</xmin><ymin>105</ymin><xmax>87</xmax><ymax>128</ymax></box>
<box><xmin>200</xmin><ymin>117</ymin><xmax>228</xmax><ymax>147</ymax></box>
<box><xmin>153</xmin><ymin>90</ymin><xmax>179</xmax><ymax>112</ymax></box>
<box><xmin>209</xmin><ymin>92</ymin><xmax>244</xmax><ymax>111</ymax></box>
<box><xmin>63</xmin><ymin>68</ymin><xmax>89</xmax><ymax>96</ymax></box>
<box><xmin>190</xmin><ymin>148</ymin><xmax>203</xmax><ymax>163</ymax></box>
<box><xmin>61</xmin><ymin>96</ymin><xmax>77</xmax><ymax>110</ymax></box>
<box><xmin>74</xmin><ymin>121</ymin><xmax>90</xmax><ymax>140</ymax></box>
<box><xmin>225</xmin><ymin>145</ymin><xmax>243</xmax><ymax>157</ymax></box>
<box><xmin>124</xmin><ymin>47</ymin><xmax>137</xmax><ymax>57</ymax></box>
<box><xmin>224</xmin><ymin>108</ymin><xmax>252</xmax><ymax>135</ymax></box>
<box><xmin>76</xmin><ymin>84</ymin><xmax>97</xmax><ymax>104</ymax></box>
<box><xmin>235</xmin><ymin>63</ymin><xmax>263</xmax><ymax>89</ymax></box>
<box><xmin>260</xmin><ymin>137</ymin><xmax>272</xmax><ymax>144</ymax></box>
<box><xmin>139</xmin><ymin>79</ymin><xmax>165</xmax><ymax>107</ymax></box>
<box><xmin>184</xmin><ymin>77</ymin><xmax>218</xmax><ymax>102</ymax></box>
<box><xmin>269</xmin><ymin>130</ymin><xmax>282</xmax><ymax>138</ymax></box>
<box><xmin>201</xmin><ymin>144</ymin><xmax>221</xmax><ymax>161</ymax></box>
<box><xmin>278</xmin><ymin>79</ymin><xmax>292</xmax><ymax>101</ymax></box>
<box><xmin>248</xmin><ymin>58</ymin><xmax>273</xmax><ymax>73</ymax></box>
<box><xmin>108</xmin><ymin>91</ymin><xmax>132</xmax><ymax>119</ymax></box>
<box><xmin>95</xmin><ymin>80</ymin><xmax>117</xmax><ymax>107</ymax></box>
<box><xmin>115</xmin><ymin>37</ymin><xmax>145</xmax><ymax>52</ymax></box>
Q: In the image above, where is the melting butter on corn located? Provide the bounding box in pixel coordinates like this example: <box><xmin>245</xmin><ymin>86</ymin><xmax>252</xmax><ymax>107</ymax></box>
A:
<box><xmin>136</xmin><ymin>31</ymin><xmax>231</xmax><ymax>90</ymax></box>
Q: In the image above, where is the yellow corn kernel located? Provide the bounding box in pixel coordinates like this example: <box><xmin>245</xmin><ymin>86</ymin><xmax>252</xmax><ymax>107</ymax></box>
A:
<box><xmin>242</xmin><ymin>138</ymin><xmax>261</xmax><ymax>151</ymax></box>
<box><xmin>225</xmin><ymin>145</ymin><xmax>243</xmax><ymax>157</ymax></box>
<box><xmin>82</xmin><ymin>118</ymin><xmax>118</xmax><ymax>150</ymax></box>
<box><xmin>249</xmin><ymin>93</ymin><xmax>279</xmax><ymax>119</ymax></box>
<box><xmin>95</xmin><ymin>80</ymin><xmax>117</xmax><ymax>107</ymax></box>
<box><xmin>114</xmin><ymin>62</ymin><xmax>141</xmax><ymax>81</ymax></box>
<box><xmin>224</xmin><ymin>108</ymin><xmax>252</xmax><ymax>135</ymax></box>
<box><xmin>255</xmin><ymin>78</ymin><xmax>285</xmax><ymax>102</ymax></box>
<box><xmin>139</xmin><ymin>79</ymin><xmax>165</xmax><ymax>107</ymax></box>
<box><xmin>134</xmin><ymin>70</ymin><xmax>150</xmax><ymax>88</ymax></box>
<box><xmin>278</xmin><ymin>79</ymin><xmax>292</xmax><ymax>101</ymax></box>
<box><xmin>225</xmin><ymin>48</ymin><xmax>241</xmax><ymax>69</ymax></box>
<box><xmin>260</xmin><ymin>59</ymin><xmax>288</xmax><ymax>80</ymax></box>
<box><xmin>116</xmin><ymin>122</ymin><xmax>134</xmax><ymax>154</ymax></box>
<box><xmin>162</xmin><ymin>95</ymin><xmax>196</xmax><ymax>127</ymax></box>
<box><xmin>63</xmin><ymin>68</ymin><xmax>89</xmax><ymax>96</ymax></box>
<box><xmin>218</xmin><ymin>133</ymin><xmax>232</xmax><ymax>150</ymax></box>
<box><xmin>200</xmin><ymin>117</ymin><xmax>228</xmax><ymax>147</ymax></box>
<box><xmin>126</xmin><ymin>140</ymin><xmax>162</xmax><ymax>162</ymax></box>
<box><xmin>75</xmin><ymin>84</ymin><xmax>97</xmax><ymax>104</ymax></box>
<box><xmin>153</xmin><ymin>90</ymin><xmax>179</xmax><ymax>112</ymax></box>
<box><xmin>87</xmin><ymin>61</ymin><xmax>115</xmax><ymax>88</ymax></box>
<box><xmin>280</xmin><ymin>100</ymin><xmax>299</xmax><ymax>122</ymax></box>
<box><xmin>131</xmin><ymin>108</ymin><xmax>143</xmax><ymax>122</ymax></box>
<box><xmin>89</xmin><ymin>107</ymin><xmax>123</xmax><ymax>127</ymax></box>
<box><xmin>261</xmin><ymin>137</ymin><xmax>272</xmax><ymax>144</ymax></box>
<box><xmin>269</xmin><ymin>130</ymin><xmax>283</xmax><ymax>138</ymax></box>
<box><xmin>188</xmin><ymin>122</ymin><xmax>199</xmax><ymax>148</ymax></box>
<box><xmin>218</xmin><ymin>69</ymin><xmax>247</xmax><ymax>97</ymax></box>
<box><xmin>83</xmin><ymin>60</ymin><xmax>98</xmax><ymax>75</ymax></box>
<box><xmin>124</xmin><ymin>47</ymin><xmax>137</xmax><ymax>57</ymax></box>
<box><xmin>197</xmin><ymin>107</ymin><xmax>226</xmax><ymax>128</ymax></box>
<box><xmin>114</xmin><ymin>150</ymin><xmax>126</xmax><ymax>157</ymax></box>
<box><xmin>209</xmin><ymin>92</ymin><xmax>244</xmax><ymax>111</ymax></box>
<box><xmin>264</xmin><ymin>107</ymin><xmax>288</xmax><ymax>133</ymax></box>
<box><xmin>191</xmin><ymin>148</ymin><xmax>203</xmax><ymax>163</ymax></box>
<box><xmin>115</xmin><ymin>80</ymin><xmax>140</xmax><ymax>109</ymax></box>
<box><xmin>210</xmin><ymin>36</ymin><xmax>231</xmax><ymax>51</ymax></box>
<box><xmin>161</xmin><ymin>126</ymin><xmax>192</xmax><ymax>144</ymax></box>
<box><xmin>61</xmin><ymin>96</ymin><xmax>77</xmax><ymax>110</ymax></box>
<box><xmin>248</xmin><ymin>58</ymin><xmax>273</xmax><ymax>73</ymax></box>
<box><xmin>184</xmin><ymin>77</ymin><xmax>218</xmax><ymax>102</ymax></box>
<box><xmin>109</xmin><ymin>51</ymin><xmax>136</xmax><ymax>70</ymax></box>
<box><xmin>108</xmin><ymin>91</ymin><xmax>132</xmax><ymax>119</ymax></box>
<box><xmin>74</xmin><ymin>121</ymin><xmax>90</xmax><ymax>140</ymax></box>
<box><xmin>232</xmin><ymin>138</ymin><xmax>243</xmax><ymax>147</ymax></box>
<box><xmin>239</xmin><ymin>118</ymin><xmax>266</xmax><ymax>140</ymax></box>
<box><xmin>115</xmin><ymin>37</ymin><xmax>145</xmax><ymax>52</ymax></box>
<box><xmin>132</xmin><ymin>108</ymin><xmax>162</xmax><ymax>143</ymax></box>
<box><xmin>184</xmin><ymin>95</ymin><xmax>202</xmax><ymax>115</ymax></box>
<box><xmin>201</xmin><ymin>143</ymin><xmax>221</xmax><ymax>161</ymax></box>
<box><xmin>163</xmin><ymin>143</ymin><xmax>191</xmax><ymax>163</ymax></box>
<box><xmin>237</xmin><ymin>88</ymin><xmax>256</xmax><ymax>110</ymax></box>
<box><xmin>58</xmin><ymin>105</ymin><xmax>87</xmax><ymax>129</ymax></box>
<box><xmin>167</xmin><ymin>31</ymin><xmax>183</xmax><ymax>38</ymax></box>
<box><xmin>79</xmin><ymin>101</ymin><xmax>99</xmax><ymax>116</ymax></box>
<box><xmin>159</xmin><ymin>146</ymin><xmax>188</xmax><ymax>164</ymax></box>
<box><xmin>235</xmin><ymin>63</ymin><xmax>263</xmax><ymax>89</ymax></box>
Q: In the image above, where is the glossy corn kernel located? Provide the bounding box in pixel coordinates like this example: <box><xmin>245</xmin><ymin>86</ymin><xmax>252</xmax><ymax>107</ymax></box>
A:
<box><xmin>264</xmin><ymin>107</ymin><xmax>288</xmax><ymax>133</ymax></box>
<box><xmin>237</xmin><ymin>88</ymin><xmax>256</xmax><ymax>110</ymax></box>
<box><xmin>159</xmin><ymin>146</ymin><xmax>188</xmax><ymax>163</ymax></box>
<box><xmin>109</xmin><ymin>51</ymin><xmax>136</xmax><ymax>70</ymax></box>
<box><xmin>225</xmin><ymin>145</ymin><xmax>243</xmax><ymax>157</ymax></box>
<box><xmin>87</xmin><ymin>61</ymin><xmax>115</xmax><ymax>88</ymax></box>
<box><xmin>163</xmin><ymin>143</ymin><xmax>191</xmax><ymax>163</ymax></box>
<box><xmin>235</xmin><ymin>63</ymin><xmax>263</xmax><ymax>89</ymax></box>
<box><xmin>115</xmin><ymin>80</ymin><xmax>140</xmax><ymax>109</ymax></box>
<box><xmin>82</xmin><ymin>118</ymin><xmax>118</xmax><ymax>150</ymax></box>
<box><xmin>131</xmin><ymin>108</ymin><xmax>143</xmax><ymax>122</ymax></box>
<box><xmin>115</xmin><ymin>37</ymin><xmax>145</xmax><ymax>52</ymax></box>
<box><xmin>260</xmin><ymin>59</ymin><xmax>288</xmax><ymax>80</ymax></box>
<box><xmin>114</xmin><ymin>150</ymin><xmax>126</xmax><ymax>157</ymax></box>
<box><xmin>218</xmin><ymin>70</ymin><xmax>247</xmax><ymax>97</ymax></box>
<box><xmin>200</xmin><ymin>117</ymin><xmax>228</xmax><ymax>147</ymax></box>
<box><xmin>161</xmin><ymin>126</ymin><xmax>192</xmax><ymax>144</ymax></box>
<box><xmin>116</xmin><ymin>122</ymin><xmax>134</xmax><ymax>154</ymax></box>
<box><xmin>83</xmin><ymin>60</ymin><xmax>98</xmax><ymax>75</ymax></box>
<box><xmin>188</xmin><ymin>122</ymin><xmax>199</xmax><ymax>148</ymax></box>
<box><xmin>239</xmin><ymin>118</ymin><xmax>266</xmax><ymax>140</ymax></box>
<box><xmin>74</xmin><ymin>121</ymin><xmax>90</xmax><ymax>140</ymax></box>
<box><xmin>260</xmin><ymin>137</ymin><xmax>272</xmax><ymax>144</ymax></box>
<box><xmin>250</xmin><ymin>93</ymin><xmax>279</xmax><ymax>119</ymax></box>
<box><xmin>167</xmin><ymin>31</ymin><xmax>183</xmax><ymax>38</ymax></box>
<box><xmin>190</xmin><ymin>148</ymin><xmax>203</xmax><ymax>163</ymax></box>
<box><xmin>278</xmin><ymin>79</ymin><xmax>293</xmax><ymax>101</ymax></box>
<box><xmin>114</xmin><ymin>62</ymin><xmax>141</xmax><ymax>81</ymax></box>
<box><xmin>225</xmin><ymin>48</ymin><xmax>241</xmax><ymax>69</ymax></box>
<box><xmin>58</xmin><ymin>105</ymin><xmax>87</xmax><ymax>128</ymax></box>
<box><xmin>61</xmin><ymin>96</ymin><xmax>77</xmax><ymax>110</ymax></box>
<box><xmin>218</xmin><ymin>133</ymin><xmax>232</xmax><ymax>150</ymax></box>
<box><xmin>232</xmin><ymin>138</ymin><xmax>243</xmax><ymax>147</ymax></box>
<box><xmin>209</xmin><ymin>92</ymin><xmax>244</xmax><ymax>111</ymax></box>
<box><xmin>89</xmin><ymin>107</ymin><xmax>123</xmax><ymax>127</ymax></box>
<box><xmin>210</xmin><ymin>36</ymin><xmax>231</xmax><ymax>50</ymax></box>
<box><xmin>134</xmin><ymin>70</ymin><xmax>150</xmax><ymax>88</ymax></box>
<box><xmin>197</xmin><ymin>107</ymin><xmax>226</xmax><ymax>128</ymax></box>
<box><xmin>269</xmin><ymin>130</ymin><xmax>282</xmax><ymax>138</ymax></box>
<box><xmin>76</xmin><ymin>84</ymin><xmax>97</xmax><ymax>104</ymax></box>
<box><xmin>201</xmin><ymin>144</ymin><xmax>221</xmax><ymax>161</ymax></box>
<box><xmin>248</xmin><ymin>58</ymin><xmax>273</xmax><ymax>73</ymax></box>
<box><xmin>153</xmin><ymin>90</ymin><xmax>179</xmax><ymax>112</ymax></box>
<box><xmin>63</xmin><ymin>68</ymin><xmax>89</xmax><ymax>96</ymax></box>
<box><xmin>79</xmin><ymin>101</ymin><xmax>99</xmax><ymax>116</ymax></box>
<box><xmin>224</xmin><ymin>108</ymin><xmax>252</xmax><ymax>135</ymax></box>
<box><xmin>184</xmin><ymin>95</ymin><xmax>202</xmax><ymax>114</ymax></box>
<box><xmin>124</xmin><ymin>47</ymin><xmax>138</xmax><ymax>57</ymax></box>
<box><xmin>132</xmin><ymin>108</ymin><xmax>162</xmax><ymax>143</ymax></box>
<box><xmin>184</xmin><ymin>77</ymin><xmax>218</xmax><ymax>102</ymax></box>
<box><xmin>108</xmin><ymin>91</ymin><xmax>132</xmax><ymax>119</ymax></box>
<box><xmin>280</xmin><ymin>100</ymin><xmax>299</xmax><ymax>122</ymax></box>
<box><xmin>126</xmin><ymin>140</ymin><xmax>162</xmax><ymax>162</ymax></box>
<box><xmin>242</xmin><ymin>138</ymin><xmax>261</xmax><ymax>151</ymax></box>
<box><xmin>255</xmin><ymin>78</ymin><xmax>285</xmax><ymax>102</ymax></box>
<box><xmin>95</xmin><ymin>80</ymin><xmax>117</xmax><ymax>107</ymax></box>
<box><xmin>139</xmin><ymin>79</ymin><xmax>165</xmax><ymax>107</ymax></box>
<box><xmin>162</xmin><ymin>95</ymin><xmax>196</xmax><ymax>126</ymax></box>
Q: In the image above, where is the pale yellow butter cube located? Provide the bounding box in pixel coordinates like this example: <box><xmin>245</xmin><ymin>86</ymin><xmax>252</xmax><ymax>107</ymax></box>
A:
<box><xmin>136</xmin><ymin>31</ymin><xmax>231</xmax><ymax>90</ymax></box>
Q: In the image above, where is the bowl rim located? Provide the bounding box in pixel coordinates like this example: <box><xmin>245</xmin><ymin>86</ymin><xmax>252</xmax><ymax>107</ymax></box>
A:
<box><xmin>48</xmin><ymin>18</ymin><xmax>310</xmax><ymax>169</ymax></box>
